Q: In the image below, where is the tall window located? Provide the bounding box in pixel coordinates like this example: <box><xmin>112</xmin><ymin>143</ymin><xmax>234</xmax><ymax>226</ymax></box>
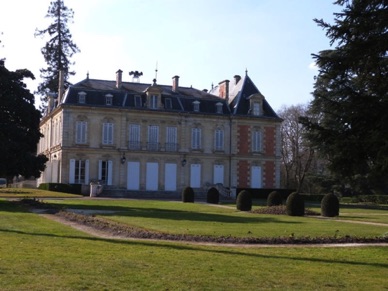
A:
<box><xmin>102</xmin><ymin>122</ymin><xmax>114</xmax><ymax>145</ymax></box>
<box><xmin>215</xmin><ymin>129</ymin><xmax>224</xmax><ymax>151</ymax></box>
<box><xmin>98</xmin><ymin>160</ymin><xmax>113</xmax><ymax>185</ymax></box>
<box><xmin>129</xmin><ymin>124</ymin><xmax>141</xmax><ymax>150</ymax></box>
<box><xmin>252</xmin><ymin>130</ymin><xmax>262</xmax><ymax>152</ymax></box>
<box><xmin>150</xmin><ymin>95</ymin><xmax>158</xmax><ymax>109</ymax></box>
<box><xmin>74</xmin><ymin>160</ymin><xmax>86</xmax><ymax>183</ymax></box>
<box><xmin>191</xmin><ymin>128</ymin><xmax>201</xmax><ymax>149</ymax></box>
<box><xmin>148</xmin><ymin>125</ymin><xmax>159</xmax><ymax>151</ymax></box>
<box><xmin>166</xmin><ymin>126</ymin><xmax>177</xmax><ymax>151</ymax></box>
<box><xmin>76</xmin><ymin>121</ymin><xmax>87</xmax><ymax>144</ymax></box>
<box><xmin>69</xmin><ymin>159</ymin><xmax>89</xmax><ymax>184</ymax></box>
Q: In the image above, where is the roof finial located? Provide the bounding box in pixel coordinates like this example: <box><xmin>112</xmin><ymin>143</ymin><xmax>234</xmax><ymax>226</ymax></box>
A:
<box><xmin>155</xmin><ymin>61</ymin><xmax>158</xmax><ymax>82</ymax></box>
<box><xmin>211</xmin><ymin>82</ymin><xmax>214</xmax><ymax>90</ymax></box>
<box><xmin>86</xmin><ymin>71</ymin><xmax>89</xmax><ymax>79</ymax></box>
<box><xmin>245</xmin><ymin>68</ymin><xmax>248</xmax><ymax>76</ymax></box>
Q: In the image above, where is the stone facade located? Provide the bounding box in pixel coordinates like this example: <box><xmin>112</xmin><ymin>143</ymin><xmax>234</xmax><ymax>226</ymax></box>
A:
<box><xmin>37</xmin><ymin>71</ymin><xmax>282</xmax><ymax>195</ymax></box>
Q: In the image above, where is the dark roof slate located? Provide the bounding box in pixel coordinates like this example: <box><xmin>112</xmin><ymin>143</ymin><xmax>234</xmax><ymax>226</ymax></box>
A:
<box><xmin>62</xmin><ymin>78</ymin><xmax>231</xmax><ymax>115</ymax></box>
<box><xmin>59</xmin><ymin>76</ymin><xmax>279</xmax><ymax>119</ymax></box>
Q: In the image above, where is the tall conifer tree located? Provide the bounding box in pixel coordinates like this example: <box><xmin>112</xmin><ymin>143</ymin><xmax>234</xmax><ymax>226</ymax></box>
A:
<box><xmin>35</xmin><ymin>0</ymin><xmax>80</xmax><ymax>107</ymax></box>
<box><xmin>301</xmin><ymin>0</ymin><xmax>388</xmax><ymax>193</ymax></box>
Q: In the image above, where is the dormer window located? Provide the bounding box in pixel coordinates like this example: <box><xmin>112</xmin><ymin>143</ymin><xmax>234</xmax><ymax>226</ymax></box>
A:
<box><xmin>216</xmin><ymin>102</ymin><xmax>223</xmax><ymax>114</ymax></box>
<box><xmin>78</xmin><ymin>91</ymin><xmax>86</xmax><ymax>104</ymax></box>
<box><xmin>193</xmin><ymin>100</ymin><xmax>200</xmax><ymax>112</ymax></box>
<box><xmin>135</xmin><ymin>95</ymin><xmax>142</xmax><ymax>107</ymax></box>
<box><xmin>165</xmin><ymin>98</ymin><xmax>172</xmax><ymax>109</ymax></box>
<box><xmin>105</xmin><ymin>94</ymin><xmax>113</xmax><ymax>106</ymax></box>
<box><xmin>150</xmin><ymin>95</ymin><xmax>158</xmax><ymax>109</ymax></box>
<box><xmin>252</xmin><ymin>102</ymin><xmax>261</xmax><ymax>116</ymax></box>
<box><xmin>248</xmin><ymin>93</ymin><xmax>264</xmax><ymax>116</ymax></box>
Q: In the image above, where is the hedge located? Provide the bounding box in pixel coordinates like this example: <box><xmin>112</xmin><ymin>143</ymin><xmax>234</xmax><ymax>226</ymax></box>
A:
<box><xmin>38</xmin><ymin>183</ymin><xmax>82</xmax><ymax>195</ymax></box>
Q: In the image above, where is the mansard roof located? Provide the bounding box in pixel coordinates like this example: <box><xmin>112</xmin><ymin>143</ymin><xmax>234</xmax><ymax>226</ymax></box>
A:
<box><xmin>210</xmin><ymin>74</ymin><xmax>280</xmax><ymax>119</ymax></box>
<box><xmin>61</xmin><ymin>78</ymin><xmax>231</xmax><ymax>115</ymax></box>
<box><xmin>51</xmin><ymin>72</ymin><xmax>280</xmax><ymax>121</ymax></box>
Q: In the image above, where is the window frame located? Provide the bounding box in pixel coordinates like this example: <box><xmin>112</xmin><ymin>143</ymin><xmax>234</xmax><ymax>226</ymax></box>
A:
<box><xmin>214</xmin><ymin>128</ymin><xmax>224</xmax><ymax>151</ymax></box>
<box><xmin>252</xmin><ymin>129</ymin><xmax>262</xmax><ymax>152</ymax></box>
<box><xmin>76</xmin><ymin>121</ymin><xmax>87</xmax><ymax>144</ymax></box>
<box><xmin>102</xmin><ymin>122</ymin><xmax>114</xmax><ymax>145</ymax></box>
<box><xmin>191</xmin><ymin>127</ymin><xmax>202</xmax><ymax>149</ymax></box>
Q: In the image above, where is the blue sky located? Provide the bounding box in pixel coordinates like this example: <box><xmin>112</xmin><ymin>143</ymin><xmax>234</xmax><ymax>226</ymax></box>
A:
<box><xmin>0</xmin><ymin>0</ymin><xmax>338</xmax><ymax>111</ymax></box>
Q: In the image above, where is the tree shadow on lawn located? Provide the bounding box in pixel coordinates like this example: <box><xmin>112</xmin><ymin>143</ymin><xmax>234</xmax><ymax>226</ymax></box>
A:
<box><xmin>1</xmin><ymin>227</ymin><xmax>387</xmax><ymax>269</ymax></box>
<box><xmin>2</xmin><ymin>200</ymin><xmax>301</xmax><ymax>225</ymax></box>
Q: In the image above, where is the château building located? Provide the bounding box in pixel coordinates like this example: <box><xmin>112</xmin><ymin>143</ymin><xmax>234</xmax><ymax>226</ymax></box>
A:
<box><xmin>37</xmin><ymin>70</ymin><xmax>282</xmax><ymax>197</ymax></box>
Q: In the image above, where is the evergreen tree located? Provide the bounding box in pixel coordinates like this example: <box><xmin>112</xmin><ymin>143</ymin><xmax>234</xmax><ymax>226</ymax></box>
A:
<box><xmin>300</xmin><ymin>0</ymin><xmax>388</xmax><ymax>193</ymax></box>
<box><xmin>0</xmin><ymin>60</ymin><xmax>48</xmax><ymax>179</ymax></box>
<box><xmin>35</xmin><ymin>0</ymin><xmax>80</xmax><ymax>107</ymax></box>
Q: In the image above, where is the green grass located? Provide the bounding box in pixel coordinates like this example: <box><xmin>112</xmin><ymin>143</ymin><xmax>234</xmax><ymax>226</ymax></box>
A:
<box><xmin>45</xmin><ymin>199</ymin><xmax>388</xmax><ymax>239</ymax></box>
<box><xmin>0</xmin><ymin>200</ymin><xmax>387</xmax><ymax>290</ymax></box>
<box><xmin>1</xmin><ymin>192</ymin><xmax>387</xmax><ymax>290</ymax></box>
<box><xmin>0</xmin><ymin>188</ymin><xmax>81</xmax><ymax>198</ymax></box>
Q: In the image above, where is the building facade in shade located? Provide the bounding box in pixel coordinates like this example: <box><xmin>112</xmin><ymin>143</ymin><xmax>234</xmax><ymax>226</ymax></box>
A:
<box><xmin>37</xmin><ymin>70</ymin><xmax>282</xmax><ymax>195</ymax></box>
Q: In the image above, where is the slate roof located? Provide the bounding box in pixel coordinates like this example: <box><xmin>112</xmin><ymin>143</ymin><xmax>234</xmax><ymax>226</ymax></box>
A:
<box><xmin>56</xmin><ymin>74</ymin><xmax>279</xmax><ymax>119</ymax></box>
<box><xmin>210</xmin><ymin>74</ymin><xmax>280</xmax><ymax>119</ymax></box>
<box><xmin>61</xmin><ymin>78</ymin><xmax>231</xmax><ymax>115</ymax></box>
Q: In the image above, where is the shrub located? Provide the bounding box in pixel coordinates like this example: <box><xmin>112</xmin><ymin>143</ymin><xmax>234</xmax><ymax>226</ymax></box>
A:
<box><xmin>38</xmin><ymin>183</ymin><xmax>82</xmax><ymax>194</ymax></box>
<box><xmin>267</xmin><ymin>191</ymin><xmax>282</xmax><ymax>206</ymax></box>
<box><xmin>207</xmin><ymin>187</ymin><xmax>219</xmax><ymax>204</ymax></box>
<box><xmin>321</xmin><ymin>193</ymin><xmax>340</xmax><ymax>217</ymax></box>
<box><xmin>236</xmin><ymin>190</ymin><xmax>252</xmax><ymax>211</ymax></box>
<box><xmin>182</xmin><ymin>186</ymin><xmax>194</xmax><ymax>203</ymax></box>
<box><xmin>286</xmin><ymin>192</ymin><xmax>305</xmax><ymax>216</ymax></box>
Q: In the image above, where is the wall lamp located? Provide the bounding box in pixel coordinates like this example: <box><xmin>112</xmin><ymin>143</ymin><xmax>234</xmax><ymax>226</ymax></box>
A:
<box><xmin>181</xmin><ymin>159</ymin><xmax>187</xmax><ymax>167</ymax></box>
<box><xmin>121</xmin><ymin>152</ymin><xmax>126</xmax><ymax>164</ymax></box>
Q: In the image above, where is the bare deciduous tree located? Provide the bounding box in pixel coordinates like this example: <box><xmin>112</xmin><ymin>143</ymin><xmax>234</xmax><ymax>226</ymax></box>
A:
<box><xmin>278</xmin><ymin>104</ymin><xmax>315</xmax><ymax>192</ymax></box>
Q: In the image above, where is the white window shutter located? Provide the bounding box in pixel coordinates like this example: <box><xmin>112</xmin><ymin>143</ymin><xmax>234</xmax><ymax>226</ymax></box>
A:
<box><xmin>98</xmin><ymin>160</ymin><xmax>102</xmax><ymax>180</ymax></box>
<box><xmin>107</xmin><ymin>160</ymin><xmax>113</xmax><ymax>185</ymax></box>
<box><xmin>85</xmin><ymin>160</ymin><xmax>90</xmax><ymax>184</ymax></box>
<box><xmin>69</xmin><ymin>159</ymin><xmax>75</xmax><ymax>184</ymax></box>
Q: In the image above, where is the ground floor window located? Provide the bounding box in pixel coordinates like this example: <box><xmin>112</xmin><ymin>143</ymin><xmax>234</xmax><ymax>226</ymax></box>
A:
<box><xmin>69</xmin><ymin>159</ymin><xmax>89</xmax><ymax>184</ymax></box>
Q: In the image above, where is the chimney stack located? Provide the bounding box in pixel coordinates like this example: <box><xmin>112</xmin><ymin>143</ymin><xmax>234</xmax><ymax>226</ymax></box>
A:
<box><xmin>234</xmin><ymin>75</ymin><xmax>241</xmax><ymax>85</ymax></box>
<box><xmin>218</xmin><ymin>79</ymin><xmax>230</xmax><ymax>102</ymax></box>
<box><xmin>116</xmin><ymin>69</ymin><xmax>123</xmax><ymax>88</ymax></box>
<box><xmin>172</xmin><ymin>75</ymin><xmax>180</xmax><ymax>92</ymax></box>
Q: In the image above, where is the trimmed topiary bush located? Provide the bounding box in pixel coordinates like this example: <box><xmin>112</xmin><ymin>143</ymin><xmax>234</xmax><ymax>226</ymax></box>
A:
<box><xmin>321</xmin><ymin>193</ymin><xmax>340</xmax><ymax>217</ymax></box>
<box><xmin>236</xmin><ymin>190</ymin><xmax>252</xmax><ymax>211</ymax></box>
<box><xmin>207</xmin><ymin>187</ymin><xmax>219</xmax><ymax>204</ymax></box>
<box><xmin>267</xmin><ymin>191</ymin><xmax>282</xmax><ymax>206</ymax></box>
<box><xmin>182</xmin><ymin>186</ymin><xmax>194</xmax><ymax>203</ymax></box>
<box><xmin>286</xmin><ymin>192</ymin><xmax>305</xmax><ymax>216</ymax></box>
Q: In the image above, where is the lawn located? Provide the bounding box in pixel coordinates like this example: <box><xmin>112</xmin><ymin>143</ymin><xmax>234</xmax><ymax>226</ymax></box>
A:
<box><xmin>45</xmin><ymin>198</ymin><xmax>388</xmax><ymax>239</ymax></box>
<box><xmin>0</xmin><ymin>190</ymin><xmax>387</xmax><ymax>290</ymax></box>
